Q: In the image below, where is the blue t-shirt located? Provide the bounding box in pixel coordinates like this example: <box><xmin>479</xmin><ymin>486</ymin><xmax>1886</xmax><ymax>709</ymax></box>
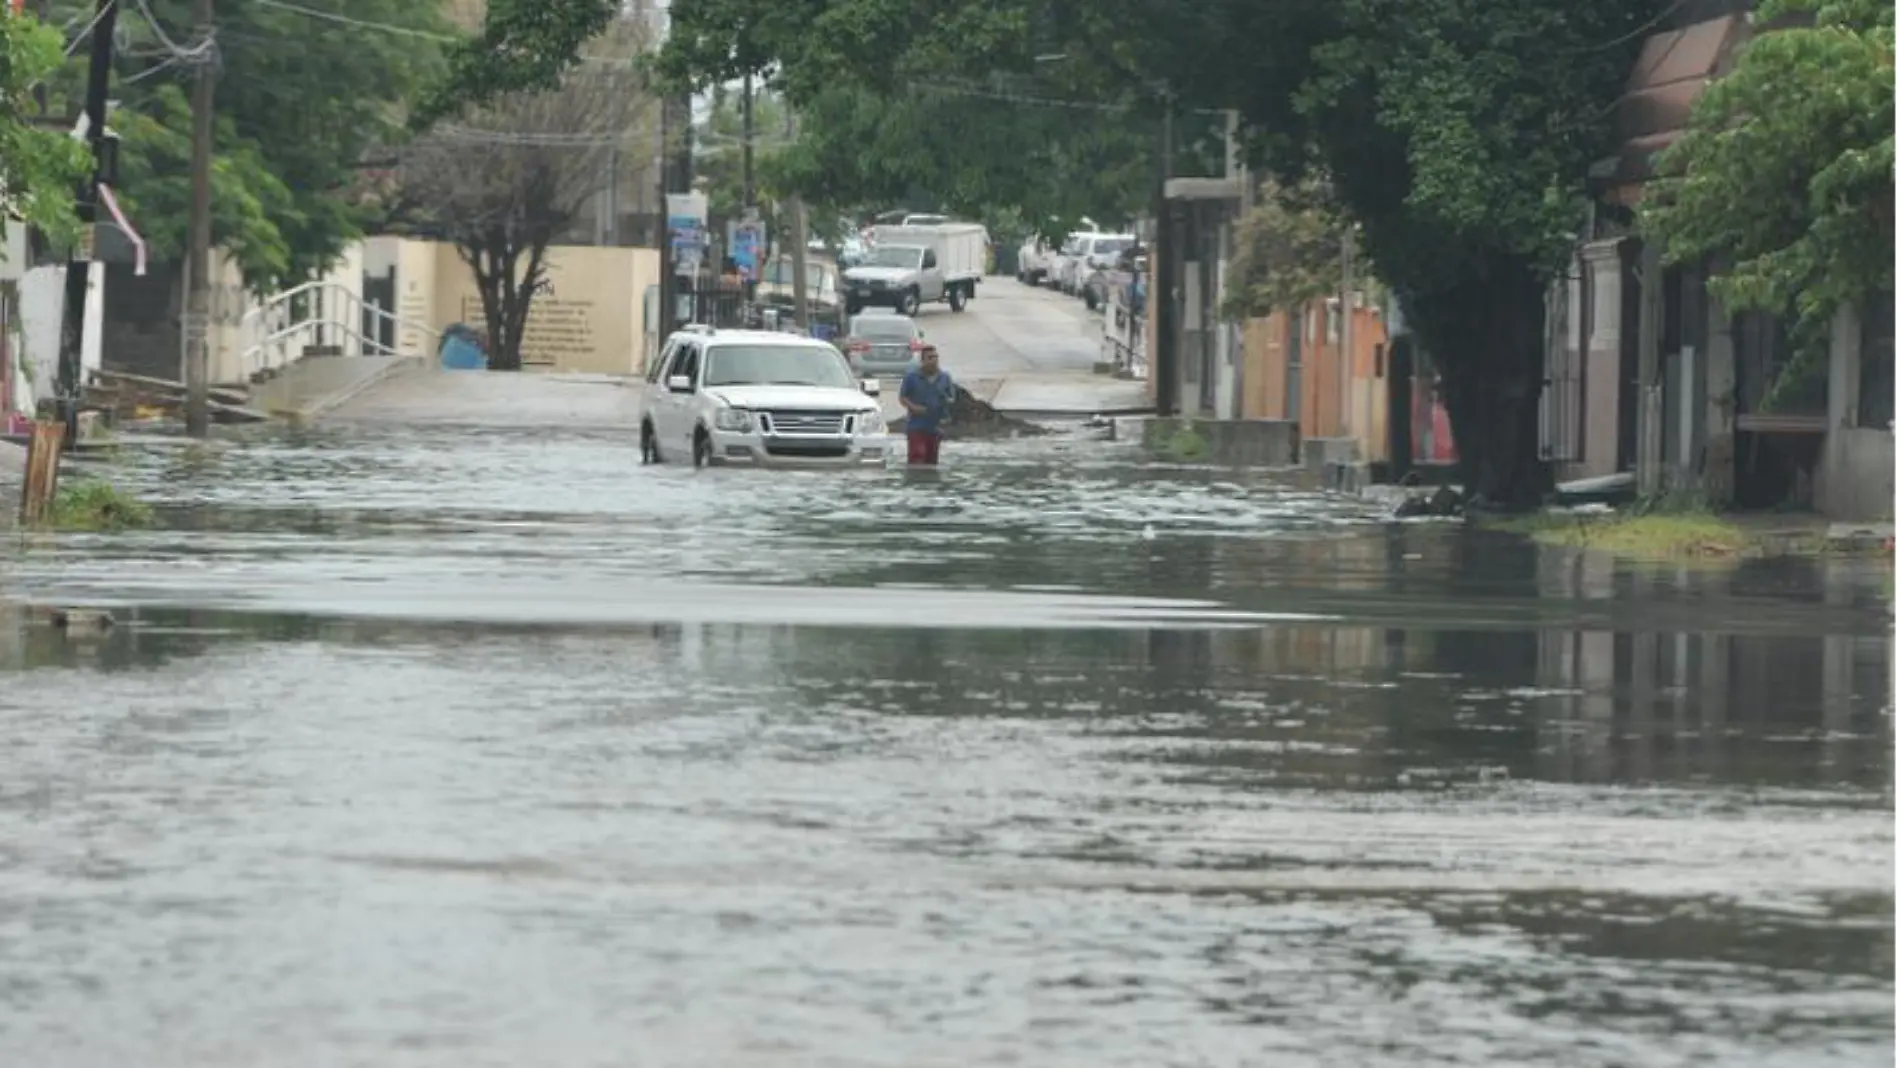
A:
<box><xmin>900</xmin><ymin>369</ymin><xmax>956</xmax><ymax>435</ymax></box>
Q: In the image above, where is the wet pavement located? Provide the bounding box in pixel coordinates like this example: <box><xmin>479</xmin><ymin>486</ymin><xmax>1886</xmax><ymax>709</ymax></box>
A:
<box><xmin>0</xmin><ymin>422</ymin><xmax>1891</xmax><ymax>1067</ymax></box>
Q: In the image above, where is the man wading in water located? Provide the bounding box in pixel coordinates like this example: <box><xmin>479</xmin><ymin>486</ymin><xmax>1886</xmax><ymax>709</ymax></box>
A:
<box><xmin>900</xmin><ymin>344</ymin><xmax>957</xmax><ymax>466</ymax></box>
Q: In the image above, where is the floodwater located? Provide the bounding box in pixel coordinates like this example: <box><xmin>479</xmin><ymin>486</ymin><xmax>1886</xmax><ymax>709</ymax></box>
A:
<box><xmin>0</xmin><ymin>423</ymin><xmax>1891</xmax><ymax>1068</ymax></box>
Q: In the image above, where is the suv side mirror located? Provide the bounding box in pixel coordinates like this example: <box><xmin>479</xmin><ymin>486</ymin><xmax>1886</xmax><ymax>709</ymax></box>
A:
<box><xmin>666</xmin><ymin>374</ymin><xmax>693</xmax><ymax>392</ymax></box>
<box><xmin>861</xmin><ymin>378</ymin><xmax>882</xmax><ymax>396</ymax></box>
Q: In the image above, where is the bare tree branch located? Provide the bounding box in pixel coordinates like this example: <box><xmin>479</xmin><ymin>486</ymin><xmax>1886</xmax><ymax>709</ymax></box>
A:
<box><xmin>394</xmin><ymin>14</ymin><xmax>660</xmax><ymax>370</ymax></box>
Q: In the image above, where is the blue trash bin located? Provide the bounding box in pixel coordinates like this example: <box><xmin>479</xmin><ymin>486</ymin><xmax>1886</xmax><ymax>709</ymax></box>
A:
<box><xmin>439</xmin><ymin>324</ymin><xmax>488</xmax><ymax>371</ymax></box>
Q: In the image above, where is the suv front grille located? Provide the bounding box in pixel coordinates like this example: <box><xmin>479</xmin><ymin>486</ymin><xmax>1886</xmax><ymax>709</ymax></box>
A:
<box><xmin>762</xmin><ymin>410</ymin><xmax>847</xmax><ymax>435</ymax></box>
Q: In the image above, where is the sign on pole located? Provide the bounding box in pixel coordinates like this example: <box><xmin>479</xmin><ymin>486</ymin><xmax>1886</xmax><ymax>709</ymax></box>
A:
<box><xmin>665</xmin><ymin>192</ymin><xmax>708</xmax><ymax>277</ymax></box>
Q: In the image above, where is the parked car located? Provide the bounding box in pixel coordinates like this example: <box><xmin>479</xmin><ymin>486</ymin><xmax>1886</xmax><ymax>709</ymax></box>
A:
<box><xmin>1017</xmin><ymin>235</ymin><xmax>1055</xmax><ymax>286</ymax></box>
<box><xmin>841</xmin><ymin>312</ymin><xmax>925</xmax><ymax>378</ymax></box>
<box><xmin>1080</xmin><ymin>237</ymin><xmax>1140</xmax><ymax>310</ymax></box>
<box><xmin>640</xmin><ymin>326</ymin><xmax>887</xmax><ymax>468</ymax></box>
<box><xmin>1061</xmin><ymin>233</ymin><xmax>1136</xmax><ymax>298</ymax></box>
<box><xmin>756</xmin><ymin>256</ymin><xmax>840</xmax><ymax>310</ymax></box>
<box><xmin>1045</xmin><ymin>231</ymin><xmax>1090</xmax><ymax>293</ymax></box>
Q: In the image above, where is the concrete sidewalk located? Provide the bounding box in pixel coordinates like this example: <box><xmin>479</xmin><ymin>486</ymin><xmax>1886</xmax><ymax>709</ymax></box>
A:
<box><xmin>251</xmin><ymin>355</ymin><xmax>421</xmax><ymax>421</ymax></box>
<box><xmin>325</xmin><ymin>362</ymin><xmax>645</xmax><ymax>430</ymax></box>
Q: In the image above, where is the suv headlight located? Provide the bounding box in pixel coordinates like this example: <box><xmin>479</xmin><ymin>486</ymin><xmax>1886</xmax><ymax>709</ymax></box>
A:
<box><xmin>857</xmin><ymin>411</ymin><xmax>885</xmax><ymax>436</ymax></box>
<box><xmin>713</xmin><ymin>408</ymin><xmax>753</xmax><ymax>432</ymax></box>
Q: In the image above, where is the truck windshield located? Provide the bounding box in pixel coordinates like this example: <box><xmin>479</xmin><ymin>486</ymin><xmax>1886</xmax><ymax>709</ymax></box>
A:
<box><xmin>704</xmin><ymin>345</ymin><xmax>857</xmax><ymax>389</ymax></box>
<box><xmin>862</xmin><ymin>246</ymin><xmax>924</xmax><ymax>269</ymax></box>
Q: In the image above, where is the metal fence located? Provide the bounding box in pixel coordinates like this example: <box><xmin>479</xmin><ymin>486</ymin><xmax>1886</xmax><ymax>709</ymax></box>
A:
<box><xmin>668</xmin><ymin>283</ymin><xmax>845</xmax><ymax>344</ymax></box>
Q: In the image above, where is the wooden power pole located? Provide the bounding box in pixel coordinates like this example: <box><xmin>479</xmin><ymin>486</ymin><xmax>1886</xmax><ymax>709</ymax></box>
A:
<box><xmin>183</xmin><ymin>0</ymin><xmax>216</xmax><ymax>437</ymax></box>
<box><xmin>785</xmin><ymin>109</ymin><xmax>810</xmax><ymax>333</ymax></box>
<box><xmin>53</xmin><ymin>0</ymin><xmax>120</xmax><ymax>444</ymax></box>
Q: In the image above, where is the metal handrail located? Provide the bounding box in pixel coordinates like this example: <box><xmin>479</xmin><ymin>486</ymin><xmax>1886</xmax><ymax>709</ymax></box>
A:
<box><xmin>237</xmin><ymin>280</ymin><xmax>442</xmax><ymax>379</ymax></box>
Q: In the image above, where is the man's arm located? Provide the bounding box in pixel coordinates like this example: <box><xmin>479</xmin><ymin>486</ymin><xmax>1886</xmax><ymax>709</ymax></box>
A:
<box><xmin>899</xmin><ymin>373</ymin><xmax>925</xmax><ymax>416</ymax></box>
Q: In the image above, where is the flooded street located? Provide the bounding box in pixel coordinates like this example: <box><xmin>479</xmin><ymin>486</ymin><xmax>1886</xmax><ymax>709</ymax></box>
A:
<box><xmin>0</xmin><ymin>423</ymin><xmax>1891</xmax><ymax>1067</ymax></box>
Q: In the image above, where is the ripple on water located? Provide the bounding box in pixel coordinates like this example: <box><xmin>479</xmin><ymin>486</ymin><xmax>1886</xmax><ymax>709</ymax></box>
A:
<box><xmin>0</xmin><ymin>424</ymin><xmax>1888</xmax><ymax>1067</ymax></box>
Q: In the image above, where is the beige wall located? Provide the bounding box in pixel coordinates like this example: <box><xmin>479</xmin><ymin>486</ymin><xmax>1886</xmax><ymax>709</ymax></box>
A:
<box><xmin>378</xmin><ymin>238</ymin><xmax>659</xmax><ymax>376</ymax></box>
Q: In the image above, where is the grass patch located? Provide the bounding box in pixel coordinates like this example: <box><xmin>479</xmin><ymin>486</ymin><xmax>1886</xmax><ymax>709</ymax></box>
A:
<box><xmin>1492</xmin><ymin>509</ymin><xmax>1751</xmax><ymax>559</ymax></box>
<box><xmin>1146</xmin><ymin>419</ymin><xmax>1211</xmax><ymax>462</ymax></box>
<box><xmin>45</xmin><ymin>479</ymin><xmax>155</xmax><ymax>532</ymax></box>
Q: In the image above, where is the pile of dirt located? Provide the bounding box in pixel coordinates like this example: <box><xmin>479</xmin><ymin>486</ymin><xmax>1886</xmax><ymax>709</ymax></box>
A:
<box><xmin>885</xmin><ymin>388</ymin><xmax>1052</xmax><ymax>438</ymax></box>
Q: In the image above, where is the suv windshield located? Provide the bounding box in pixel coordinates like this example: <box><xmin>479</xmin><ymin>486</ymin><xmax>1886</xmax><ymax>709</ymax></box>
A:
<box><xmin>852</xmin><ymin>317</ymin><xmax>915</xmax><ymax>341</ymax></box>
<box><xmin>704</xmin><ymin>344</ymin><xmax>856</xmax><ymax>389</ymax></box>
<box><xmin>1094</xmin><ymin>237</ymin><xmax>1134</xmax><ymax>255</ymax></box>
<box><xmin>862</xmin><ymin>246</ymin><xmax>924</xmax><ymax>269</ymax></box>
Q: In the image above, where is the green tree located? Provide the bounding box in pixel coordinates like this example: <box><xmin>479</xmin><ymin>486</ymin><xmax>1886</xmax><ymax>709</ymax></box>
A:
<box><xmin>40</xmin><ymin>0</ymin><xmax>452</xmax><ymax>291</ymax></box>
<box><xmin>0</xmin><ymin>10</ymin><xmax>92</xmax><ymax>245</ymax></box>
<box><xmin>1221</xmin><ymin>177</ymin><xmax>1348</xmax><ymax>322</ymax></box>
<box><xmin>697</xmin><ymin>84</ymin><xmax>790</xmax><ymax>228</ymax></box>
<box><xmin>416</xmin><ymin>0</ymin><xmax>617</xmax><ymax>127</ymax></box>
<box><xmin>1643</xmin><ymin>0</ymin><xmax>1894</xmax><ymax>350</ymax></box>
<box><xmin>653</xmin><ymin>0</ymin><xmax>1658</xmax><ymax>507</ymax></box>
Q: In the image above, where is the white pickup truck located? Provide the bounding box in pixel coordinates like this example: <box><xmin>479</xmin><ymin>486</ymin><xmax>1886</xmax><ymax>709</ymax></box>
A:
<box><xmin>846</xmin><ymin>222</ymin><xmax>987</xmax><ymax>316</ymax></box>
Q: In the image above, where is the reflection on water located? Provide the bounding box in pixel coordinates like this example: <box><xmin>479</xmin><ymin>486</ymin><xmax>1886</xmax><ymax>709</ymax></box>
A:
<box><xmin>0</xmin><ymin>424</ymin><xmax>1890</xmax><ymax>1066</ymax></box>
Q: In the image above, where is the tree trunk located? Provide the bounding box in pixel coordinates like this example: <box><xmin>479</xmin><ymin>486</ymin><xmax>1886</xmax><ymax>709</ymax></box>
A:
<box><xmin>1405</xmin><ymin>255</ymin><xmax>1553</xmax><ymax>511</ymax></box>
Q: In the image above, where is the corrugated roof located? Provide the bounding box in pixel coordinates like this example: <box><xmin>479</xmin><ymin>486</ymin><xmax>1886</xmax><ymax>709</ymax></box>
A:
<box><xmin>1596</xmin><ymin>14</ymin><xmax>1748</xmax><ymax>198</ymax></box>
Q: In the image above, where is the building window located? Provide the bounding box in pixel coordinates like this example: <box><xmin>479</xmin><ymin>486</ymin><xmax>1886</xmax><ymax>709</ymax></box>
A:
<box><xmin>1859</xmin><ymin>292</ymin><xmax>1893</xmax><ymax>429</ymax></box>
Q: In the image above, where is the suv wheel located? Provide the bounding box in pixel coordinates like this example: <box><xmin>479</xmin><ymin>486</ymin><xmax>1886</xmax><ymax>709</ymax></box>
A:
<box><xmin>692</xmin><ymin>427</ymin><xmax>713</xmax><ymax>469</ymax></box>
<box><xmin>641</xmin><ymin>421</ymin><xmax>662</xmax><ymax>464</ymax></box>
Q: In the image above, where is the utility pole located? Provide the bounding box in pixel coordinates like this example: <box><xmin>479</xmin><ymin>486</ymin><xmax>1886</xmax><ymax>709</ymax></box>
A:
<box><xmin>1338</xmin><ymin>229</ymin><xmax>1354</xmax><ymax>447</ymax></box>
<box><xmin>740</xmin><ymin>72</ymin><xmax>755</xmax><ymax>213</ymax></box>
<box><xmin>54</xmin><ymin>0</ymin><xmax>120</xmax><ymax>444</ymax></box>
<box><xmin>183</xmin><ymin>0</ymin><xmax>216</xmax><ymax>438</ymax></box>
<box><xmin>785</xmin><ymin>112</ymin><xmax>810</xmax><ymax>334</ymax></box>
<box><xmin>739</xmin><ymin>71</ymin><xmax>757</xmax><ymax>303</ymax></box>
<box><xmin>1151</xmin><ymin>86</ymin><xmax>1179</xmax><ymax>416</ymax></box>
<box><xmin>655</xmin><ymin>96</ymin><xmax>674</xmax><ymax>346</ymax></box>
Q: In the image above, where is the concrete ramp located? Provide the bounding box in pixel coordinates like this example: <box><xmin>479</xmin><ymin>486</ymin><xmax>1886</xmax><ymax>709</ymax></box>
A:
<box><xmin>250</xmin><ymin>356</ymin><xmax>420</xmax><ymax>421</ymax></box>
<box><xmin>986</xmin><ymin>373</ymin><xmax>1150</xmax><ymax>416</ymax></box>
<box><xmin>324</xmin><ymin>362</ymin><xmax>645</xmax><ymax>430</ymax></box>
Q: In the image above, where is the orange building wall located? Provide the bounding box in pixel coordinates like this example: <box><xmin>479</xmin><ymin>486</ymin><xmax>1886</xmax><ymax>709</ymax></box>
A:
<box><xmin>1240</xmin><ymin>300</ymin><xmax>1390</xmax><ymax>461</ymax></box>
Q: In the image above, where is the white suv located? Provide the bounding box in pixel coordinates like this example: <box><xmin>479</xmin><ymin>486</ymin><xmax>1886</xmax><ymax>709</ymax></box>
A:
<box><xmin>640</xmin><ymin>327</ymin><xmax>889</xmax><ymax>468</ymax></box>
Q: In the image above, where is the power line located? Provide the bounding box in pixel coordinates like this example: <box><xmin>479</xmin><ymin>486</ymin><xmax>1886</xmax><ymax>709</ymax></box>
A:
<box><xmin>129</xmin><ymin>0</ymin><xmax>217</xmax><ymax>60</ymax></box>
<box><xmin>245</xmin><ymin>0</ymin><xmax>638</xmax><ymax>67</ymax></box>
<box><xmin>62</xmin><ymin>1</ymin><xmax>114</xmax><ymax>57</ymax></box>
<box><xmin>250</xmin><ymin>0</ymin><xmax>454</xmax><ymax>42</ymax></box>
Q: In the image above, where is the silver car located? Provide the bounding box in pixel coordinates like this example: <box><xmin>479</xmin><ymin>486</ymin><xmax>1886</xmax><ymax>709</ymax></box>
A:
<box><xmin>841</xmin><ymin>313</ymin><xmax>924</xmax><ymax>377</ymax></box>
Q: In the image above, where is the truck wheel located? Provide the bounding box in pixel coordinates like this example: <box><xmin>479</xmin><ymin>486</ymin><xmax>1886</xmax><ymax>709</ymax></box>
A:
<box><xmin>898</xmin><ymin>289</ymin><xmax>920</xmax><ymax>317</ymax></box>
<box><xmin>1084</xmin><ymin>286</ymin><xmax>1100</xmax><ymax>312</ymax></box>
<box><xmin>948</xmin><ymin>285</ymin><xmax>967</xmax><ymax>313</ymax></box>
<box><xmin>641</xmin><ymin>421</ymin><xmax>663</xmax><ymax>464</ymax></box>
<box><xmin>692</xmin><ymin>427</ymin><xmax>713</xmax><ymax>469</ymax></box>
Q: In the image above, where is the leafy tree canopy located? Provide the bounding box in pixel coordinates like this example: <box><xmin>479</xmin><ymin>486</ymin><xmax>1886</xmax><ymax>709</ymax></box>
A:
<box><xmin>416</xmin><ymin>0</ymin><xmax>617</xmax><ymax>127</ymax></box>
<box><xmin>1644</xmin><ymin>0</ymin><xmax>1894</xmax><ymax>345</ymax></box>
<box><xmin>0</xmin><ymin>10</ymin><xmax>92</xmax><ymax>245</ymax></box>
<box><xmin>660</xmin><ymin>0</ymin><xmax>1158</xmax><ymax>238</ymax></box>
<box><xmin>760</xmin><ymin>82</ymin><xmax>1152</xmax><ymax>239</ymax></box>
<box><xmin>39</xmin><ymin>0</ymin><xmax>451</xmax><ymax>291</ymax></box>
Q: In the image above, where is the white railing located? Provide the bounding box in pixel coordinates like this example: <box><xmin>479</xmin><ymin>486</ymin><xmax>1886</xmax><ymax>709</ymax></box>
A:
<box><xmin>1101</xmin><ymin>288</ymin><xmax>1148</xmax><ymax>380</ymax></box>
<box><xmin>236</xmin><ymin>280</ymin><xmax>440</xmax><ymax>382</ymax></box>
